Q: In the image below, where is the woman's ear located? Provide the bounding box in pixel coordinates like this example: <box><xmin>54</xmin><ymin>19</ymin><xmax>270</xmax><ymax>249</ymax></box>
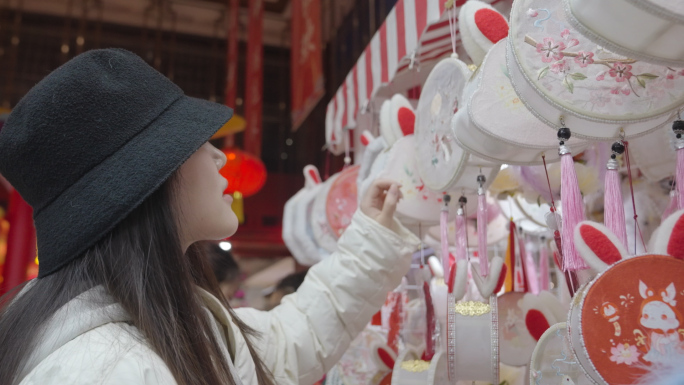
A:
<box><xmin>652</xmin><ymin>210</ymin><xmax>684</xmax><ymax>260</ymax></box>
<box><xmin>573</xmin><ymin>221</ymin><xmax>630</xmax><ymax>272</ymax></box>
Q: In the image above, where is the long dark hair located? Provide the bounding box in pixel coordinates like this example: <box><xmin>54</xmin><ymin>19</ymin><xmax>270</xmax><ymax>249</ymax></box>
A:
<box><xmin>0</xmin><ymin>173</ymin><xmax>274</xmax><ymax>385</ymax></box>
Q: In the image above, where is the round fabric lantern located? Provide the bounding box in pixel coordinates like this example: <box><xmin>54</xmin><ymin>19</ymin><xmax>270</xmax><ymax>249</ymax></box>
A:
<box><xmin>219</xmin><ymin>148</ymin><xmax>267</xmax><ymax>198</ymax></box>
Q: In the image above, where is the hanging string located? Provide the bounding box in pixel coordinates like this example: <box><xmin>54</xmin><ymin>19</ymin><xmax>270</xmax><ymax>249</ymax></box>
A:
<box><xmin>343</xmin><ymin>128</ymin><xmax>352</xmax><ymax>169</ymax></box>
<box><xmin>623</xmin><ymin>140</ymin><xmax>647</xmax><ymax>253</ymax></box>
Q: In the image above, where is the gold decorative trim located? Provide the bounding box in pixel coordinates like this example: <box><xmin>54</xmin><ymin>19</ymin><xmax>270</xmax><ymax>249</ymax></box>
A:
<box><xmin>454</xmin><ymin>301</ymin><xmax>491</xmax><ymax>316</ymax></box>
<box><xmin>400</xmin><ymin>360</ymin><xmax>431</xmax><ymax>373</ymax></box>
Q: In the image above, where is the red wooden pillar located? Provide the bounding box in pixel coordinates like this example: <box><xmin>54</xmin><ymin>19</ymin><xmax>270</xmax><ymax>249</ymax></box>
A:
<box><xmin>0</xmin><ymin>190</ymin><xmax>35</xmax><ymax>295</ymax></box>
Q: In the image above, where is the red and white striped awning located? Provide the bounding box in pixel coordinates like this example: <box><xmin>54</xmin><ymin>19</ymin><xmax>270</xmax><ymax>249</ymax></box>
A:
<box><xmin>325</xmin><ymin>0</ymin><xmax>508</xmax><ymax>154</ymax></box>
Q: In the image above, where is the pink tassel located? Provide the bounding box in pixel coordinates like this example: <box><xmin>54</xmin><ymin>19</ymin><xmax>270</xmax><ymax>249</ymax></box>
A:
<box><xmin>674</xmin><ymin>118</ymin><xmax>684</xmax><ymax>210</ymax></box>
<box><xmin>440</xmin><ymin>207</ymin><xmax>450</xmax><ymax>277</ymax></box>
<box><xmin>539</xmin><ymin>242</ymin><xmax>550</xmax><ymax>291</ymax></box>
<box><xmin>663</xmin><ymin>190</ymin><xmax>677</xmax><ymax>222</ymax></box>
<box><xmin>477</xmin><ymin>179</ymin><xmax>489</xmax><ymax>277</ymax></box>
<box><xmin>455</xmin><ymin>209</ymin><xmax>467</xmax><ymax>263</ymax></box>
<box><xmin>525</xmin><ymin>250</ymin><xmax>539</xmax><ymax>295</ymax></box>
<box><xmin>677</xmin><ymin>148</ymin><xmax>684</xmax><ymax>211</ymax></box>
<box><xmin>440</xmin><ymin>195</ymin><xmax>451</xmax><ymax>276</ymax></box>
<box><xmin>604</xmin><ymin>158</ymin><xmax>628</xmax><ymax>249</ymax></box>
<box><xmin>559</xmin><ymin>136</ymin><xmax>588</xmax><ymax>271</ymax></box>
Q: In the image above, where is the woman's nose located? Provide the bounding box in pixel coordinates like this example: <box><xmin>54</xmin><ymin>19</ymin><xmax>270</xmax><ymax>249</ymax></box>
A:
<box><xmin>213</xmin><ymin>145</ymin><xmax>227</xmax><ymax>169</ymax></box>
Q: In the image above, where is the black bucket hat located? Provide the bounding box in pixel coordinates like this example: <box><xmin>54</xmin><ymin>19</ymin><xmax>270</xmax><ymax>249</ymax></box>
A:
<box><xmin>0</xmin><ymin>48</ymin><xmax>233</xmax><ymax>277</ymax></box>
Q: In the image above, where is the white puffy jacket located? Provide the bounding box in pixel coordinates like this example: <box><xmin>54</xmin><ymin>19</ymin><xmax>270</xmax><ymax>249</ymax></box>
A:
<box><xmin>18</xmin><ymin>211</ymin><xmax>420</xmax><ymax>385</ymax></box>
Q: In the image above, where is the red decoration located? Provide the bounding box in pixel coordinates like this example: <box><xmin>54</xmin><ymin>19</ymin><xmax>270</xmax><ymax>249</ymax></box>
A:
<box><xmin>525</xmin><ymin>309</ymin><xmax>550</xmax><ymax>341</ymax></box>
<box><xmin>219</xmin><ymin>148</ymin><xmax>267</xmax><ymax>198</ymax></box>
<box><xmin>474</xmin><ymin>8</ymin><xmax>509</xmax><ymax>43</ymax></box>
<box><xmin>397</xmin><ymin>107</ymin><xmax>415</xmax><ymax>136</ymax></box>
<box><xmin>580</xmin><ymin>224</ymin><xmax>623</xmax><ymax>265</ymax></box>
<box><xmin>667</xmin><ymin>214</ymin><xmax>684</xmax><ymax>260</ymax></box>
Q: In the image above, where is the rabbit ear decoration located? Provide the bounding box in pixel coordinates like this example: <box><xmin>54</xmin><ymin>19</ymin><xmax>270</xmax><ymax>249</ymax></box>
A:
<box><xmin>389</xmin><ymin>94</ymin><xmax>415</xmax><ymax>138</ymax></box>
<box><xmin>372</xmin><ymin>344</ymin><xmax>397</xmax><ymax>371</ymax></box>
<box><xmin>458</xmin><ymin>0</ymin><xmax>509</xmax><ymax>65</ymax></box>
<box><xmin>652</xmin><ymin>209</ymin><xmax>684</xmax><ymax>260</ymax></box>
<box><xmin>520</xmin><ymin>291</ymin><xmax>566</xmax><ymax>341</ymax></box>
<box><xmin>360</xmin><ymin>130</ymin><xmax>374</xmax><ymax>147</ymax></box>
<box><xmin>379</xmin><ymin>100</ymin><xmax>398</xmax><ymax>146</ymax></box>
<box><xmin>471</xmin><ymin>255</ymin><xmax>505</xmax><ymax>298</ymax></box>
<box><xmin>303</xmin><ymin>165</ymin><xmax>321</xmax><ymax>188</ymax></box>
<box><xmin>574</xmin><ymin>221</ymin><xmax>630</xmax><ymax>272</ymax></box>
<box><xmin>427</xmin><ymin>255</ymin><xmax>445</xmax><ymax>279</ymax></box>
<box><xmin>449</xmin><ymin>259</ymin><xmax>469</xmax><ymax>301</ymax></box>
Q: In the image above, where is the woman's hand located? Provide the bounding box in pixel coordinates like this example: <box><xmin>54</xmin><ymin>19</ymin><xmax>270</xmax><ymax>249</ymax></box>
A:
<box><xmin>360</xmin><ymin>179</ymin><xmax>403</xmax><ymax>229</ymax></box>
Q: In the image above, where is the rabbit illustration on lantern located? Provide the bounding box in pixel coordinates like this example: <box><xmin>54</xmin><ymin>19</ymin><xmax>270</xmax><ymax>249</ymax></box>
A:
<box><xmin>600</xmin><ymin>302</ymin><xmax>621</xmax><ymax>337</ymax></box>
<box><xmin>638</xmin><ymin>281</ymin><xmax>684</xmax><ymax>363</ymax></box>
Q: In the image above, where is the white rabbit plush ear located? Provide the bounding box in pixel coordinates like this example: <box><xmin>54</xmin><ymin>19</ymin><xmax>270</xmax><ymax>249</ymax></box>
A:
<box><xmin>471</xmin><ymin>256</ymin><xmax>504</xmax><ymax>298</ymax></box>
<box><xmin>520</xmin><ymin>291</ymin><xmax>566</xmax><ymax>341</ymax></box>
<box><xmin>427</xmin><ymin>255</ymin><xmax>444</xmax><ymax>279</ymax></box>
<box><xmin>573</xmin><ymin>221</ymin><xmax>630</xmax><ymax>272</ymax></box>
<box><xmin>652</xmin><ymin>209</ymin><xmax>684</xmax><ymax>260</ymax></box>
<box><xmin>360</xmin><ymin>130</ymin><xmax>375</xmax><ymax>147</ymax></box>
<box><xmin>371</xmin><ymin>344</ymin><xmax>396</xmax><ymax>371</ymax></box>
<box><xmin>389</xmin><ymin>94</ymin><xmax>415</xmax><ymax>139</ymax></box>
<box><xmin>458</xmin><ymin>0</ymin><xmax>509</xmax><ymax>65</ymax></box>
<box><xmin>449</xmin><ymin>259</ymin><xmax>469</xmax><ymax>301</ymax></box>
<box><xmin>379</xmin><ymin>100</ymin><xmax>397</xmax><ymax>146</ymax></box>
<box><xmin>302</xmin><ymin>165</ymin><xmax>321</xmax><ymax>188</ymax></box>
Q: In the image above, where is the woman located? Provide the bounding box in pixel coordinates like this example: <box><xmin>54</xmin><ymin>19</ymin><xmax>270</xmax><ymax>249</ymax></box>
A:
<box><xmin>0</xmin><ymin>49</ymin><xmax>419</xmax><ymax>385</ymax></box>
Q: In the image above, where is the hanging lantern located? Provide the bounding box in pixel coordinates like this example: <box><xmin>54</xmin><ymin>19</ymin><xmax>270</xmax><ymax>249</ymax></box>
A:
<box><xmin>219</xmin><ymin>148</ymin><xmax>266</xmax><ymax>224</ymax></box>
<box><xmin>220</xmin><ymin>148</ymin><xmax>267</xmax><ymax>197</ymax></box>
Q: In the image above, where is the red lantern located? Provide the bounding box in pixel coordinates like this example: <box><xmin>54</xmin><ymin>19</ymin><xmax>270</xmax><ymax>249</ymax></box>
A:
<box><xmin>219</xmin><ymin>148</ymin><xmax>267</xmax><ymax>198</ymax></box>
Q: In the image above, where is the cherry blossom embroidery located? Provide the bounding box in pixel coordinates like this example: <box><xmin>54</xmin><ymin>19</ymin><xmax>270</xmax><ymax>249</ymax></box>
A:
<box><xmin>574</xmin><ymin>51</ymin><xmax>594</xmax><ymax>68</ymax></box>
<box><xmin>610</xmin><ymin>86</ymin><xmax>630</xmax><ymax>96</ymax></box>
<box><xmin>536</xmin><ymin>38</ymin><xmax>565</xmax><ymax>63</ymax></box>
<box><xmin>609</xmin><ymin>343</ymin><xmax>640</xmax><ymax>365</ymax></box>
<box><xmin>590</xmin><ymin>91</ymin><xmax>609</xmax><ymax>107</ymax></box>
<box><xmin>550</xmin><ymin>59</ymin><xmax>570</xmax><ymax>74</ymax></box>
<box><xmin>609</xmin><ymin>63</ymin><xmax>633</xmax><ymax>83</ymax></box>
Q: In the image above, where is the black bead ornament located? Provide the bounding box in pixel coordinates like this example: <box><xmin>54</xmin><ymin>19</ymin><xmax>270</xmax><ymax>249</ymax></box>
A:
<box><xmin>611</xmin><ymin>141</ymin><xmax>625</xmax><ymax>155</ymax></box>
<box><xmin>557</xmin><ymin>127</ymin><xmax>571</xmax><ymax>141</ymax></box>
<box><xmin>458</xmin><ymin>196</ymin><xmax>467</xmax><ymax>205</ymax></box>
<box><xmin>444</xmin><ymin>194</ymin><xmax>451</xmax><ymax>205</ymax></box>
<box><xmin>477</xmin><ymin>174</ymin><xmax>486</xmax><ymax>184</ymax></box>
<box><xmin>673</xmin><ymin>119</ymin><xmax>684</xmax><ymax>139</ymax></box>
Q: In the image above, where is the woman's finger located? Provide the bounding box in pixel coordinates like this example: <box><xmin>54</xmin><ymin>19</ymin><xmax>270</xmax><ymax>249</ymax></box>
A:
<box><xmin>376</xmin><ymin>183</ymin><xmax>400</xmax><ymax>228</ymax></box>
